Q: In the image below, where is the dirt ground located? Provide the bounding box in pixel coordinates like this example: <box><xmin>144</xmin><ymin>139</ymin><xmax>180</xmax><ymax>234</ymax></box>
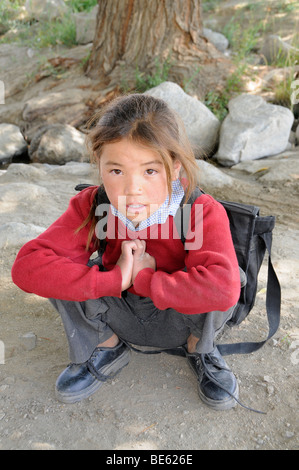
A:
<box><xmin>0</xmin><ymin>0</ymin><xmax>298</xmax><ymax>452</ymax></box>
<box><xmin>0</xmin><ymin>159</ymin><xmax>298</xmax><ymax>451</ymax></box>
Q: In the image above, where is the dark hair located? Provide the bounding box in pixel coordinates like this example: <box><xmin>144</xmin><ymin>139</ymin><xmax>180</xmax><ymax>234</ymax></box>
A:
<box><xmin>78</xmin><ymin>93</ymin><xmax>199</xmax><ymax>250</ymax></box>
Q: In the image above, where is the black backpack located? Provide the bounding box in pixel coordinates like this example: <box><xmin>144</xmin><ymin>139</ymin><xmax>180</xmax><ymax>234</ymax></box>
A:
<box><xmin>174</xmin><ymin>187</ymin><xmax>281</xmax><ymax>356</ymax></box>
<box><xmin>75</xmin><ymin>184</ymin><xmax>281</xmax><ymax>357</ymax></box>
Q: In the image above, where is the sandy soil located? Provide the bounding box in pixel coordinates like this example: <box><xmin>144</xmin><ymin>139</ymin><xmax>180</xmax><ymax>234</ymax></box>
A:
<box><xmin>0</xmin><ymin>0</ymin><xmax>298</xmax><ymax>452</ymax></box>
<box><xmin>0</xmin><ymin>160</ymin><xmax>298</xmax><ymax>451</ymax></box>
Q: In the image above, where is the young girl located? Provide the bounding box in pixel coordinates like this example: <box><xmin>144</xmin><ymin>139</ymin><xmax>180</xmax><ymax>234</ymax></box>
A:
<box><xmin>11</xmin><ymin>94</ymin><xmax>241</xmax><ymax>410</ymax></box>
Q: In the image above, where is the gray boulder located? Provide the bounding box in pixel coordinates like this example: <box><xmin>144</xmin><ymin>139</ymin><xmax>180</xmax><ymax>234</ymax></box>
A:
<box><xmin>196</xmin><ymin>159</ymin><xmax>233</xmax><ymax>188</ymax></box>
<box><xmin>0</xmin><ymin>123</ymin><xmax>27</xmax><ymax>164</ymax></box>
<box><xmin>29</xmin><ymin>124</ymin><xmax>89</xmax><ymax>164</ymax></box>
<box><xmin>0</xmin><ymin>222</ymin><xmax>45</xmax><ymax>249</ymax></box>
<box><xmin>25</xmin><ymin>0</ymin><xmax>68</xmax><ymax>21</ymax></box>
<box><xmin>203</xmin><ymin>28</ymin><xmax>229</xmax><ymax>53</ymax></box>
<box><xmin>215</xmin><ymin>94</ymin><xmax>294</xmax><ymax>166</ymax></box>
<box><xmin>231</xmin><ymin>149</ymin><xmax>299</xmax><ymax>184</ymax></box>
<box><xmin>146</xmin><ymin>82</ymin><xmax>220</xmax><ymax>157</ymax></box>
<box><xmin>22</xmin><ymin>89</ymin><xmax>88</xmax><ymax>122</ymax></box>
<box><xmin>73</xmin><ymin>5</ymin><xmax>98</xmax><ymax>45</ymax></box>
<box><xmin>0</xmin><ymin>182</ymin><xmax>49</xmax><ymax>203</ymax></box>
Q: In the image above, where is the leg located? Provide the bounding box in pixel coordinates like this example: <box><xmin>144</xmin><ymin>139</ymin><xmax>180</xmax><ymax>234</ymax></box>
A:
<box><xmin>110</xmin><ymin>297</ymin><xmax>239</xmax><ymax>411</ymax></box>
<box><xmin>103</xmin><ymin>293</ymin><xmax>238</xmax><ymax>411</ymax></box>
<box><xmin>183</xmin><ymin>305</ymin><xmax>239</xmax><ymax>410</ymax></box>
<box><xmin>97</xmin><ymin>333</ymin><xmax>119</xmax><ymax>349</ymax></box>
<box><xmin>49</xmin><ymin>297</ymin><xmax>130</xmax><ymax>404</ymax></box>
<box><xmin>49</xmin><ymin>297</ymin><xmax>116</xmax><ymax>363</ymax></box>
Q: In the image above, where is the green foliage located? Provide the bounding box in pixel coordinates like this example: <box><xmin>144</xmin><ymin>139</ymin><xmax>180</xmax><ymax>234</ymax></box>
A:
<box><xmin>202</xmin><ymin>0</ymin><xmax>222</xmax><ymax>13</ymax></box>
<box><xmin>204</xmin><ymin>91</ymin><xmax>229</xmax><ymax>122</ymax></box>
<box><xmin>21</xmin><ymin>14</ymin><xmax>77</xmax><ymax>48</ymax></box>
<box><xmin>65</xmin><ymin>0</ymin><xmax>98</xmax><ymax>13</ymax></box>
<box><xmin>134</xmin><ymin>57</ymin><xmax>173</xmax><ymax>93</ymax></box>
<box><xmin>1</xmin><ymin>0</ymin><xmax>298</xmax><ymax>115</ymax></box>
<box><xmin>0</xmin><ymin>0</ymin><xmax>25</xmax><ymax>35</ymax></box>
<box><xmin>223</xmin><ymin>18</ymin><xmax>265</xmax><ymax>59</ymax></box>
<box><xmin>0</xmin><ymin>0</ymin><xmax>98</xmax><ymax>48</ymax></box>
<box><xmin>203</xmin><ymin>0</ymin><xmax>299</xmax><ymax>119</ymax></box>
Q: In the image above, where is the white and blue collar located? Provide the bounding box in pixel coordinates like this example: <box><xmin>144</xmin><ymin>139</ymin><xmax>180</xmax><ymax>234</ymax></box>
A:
<box><xmin>111</xmin><ymin>179</ymin><xmax>184</xmax><ymax>232</ymax></box>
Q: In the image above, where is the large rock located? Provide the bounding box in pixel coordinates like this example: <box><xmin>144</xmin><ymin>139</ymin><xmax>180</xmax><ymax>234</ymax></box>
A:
<box><xmin>3</xmin><ymin>162</ymin><xmax>47</xmax><ymax>180</ymax></box>
<box><xmin>0</xmin><ymin>222</ymin><xmax>45</xmax><ymax>249</ymax></box>
<box><xmin>146</xmin><ymin>82</ymin><xmax>220</xmax><ymax>157</ymax></box>
<box><xmin>196</xmin><ymin>159</ymin><xmax>233</xmax><ymax>188</ymax></box>
<box><xmin>203</xmin><ymin>28</ymin><xmax>229</xmax><ymax>53</ymax></box>
<box><xmin>28</xmin><ymin>124</ymin><xmax>89</xmax><ymax>164</ymax></box>
<box><xmin>0</xmin><ymin>123</ymin><xmax>27</xmax><ymax>164</ymax></box>
<box><xmin>22</xmin><ymin>89</ymin><xmax>88</xmax><ymax>122</ymax></box>
<box><xmin>231</xmin><ymin>149</ymin><xmax>299</xmax><ymax>184</ymax></box>
<box><xmin>0</xmin><ymin>182</ymin><xmax>49</xmax><ymax>203</ymax></box>
<box><xmin>25</xmin><ymin>0</ymin><xmax>68</xmax><ymax>21</ymax></box>
<box><xmin>0</xmin><ymin>44</ymin><xmax>55</xmax><ymax>100</ymax></box>
<box><xmin>73</xmin><ymin>5</ymin><xmax>98</xmax><ymax>45</ymax></box>
<box><xmin>215</xmin><ymin>94</ymin><xmax>294</xmax><ymax>166</ymax></box>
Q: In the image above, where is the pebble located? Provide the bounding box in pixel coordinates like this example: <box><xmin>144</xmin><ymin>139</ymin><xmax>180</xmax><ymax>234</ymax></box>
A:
<box><xmin>263</xmin><ymin>375</ymin><xmax>274</xmax><ymax>383</ymax></box>
<box><xmin>266</xmin><ymin>384</ymin><xmax>275</xmax><ymax>395</ymax></box>
<box><xmin>19</xmin><ymin>332</ymin><xmax>37</xmax><ymax>351</ymax></box>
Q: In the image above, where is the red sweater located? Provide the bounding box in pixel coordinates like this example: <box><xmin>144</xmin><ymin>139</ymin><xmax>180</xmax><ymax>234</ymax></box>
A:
<box><xmin>11</xmin><ymin>186</ymin><xmax>240</xmax><ymax>315</ymax></box>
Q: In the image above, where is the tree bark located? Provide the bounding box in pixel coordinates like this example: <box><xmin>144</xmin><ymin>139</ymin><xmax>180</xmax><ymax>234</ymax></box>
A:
<box><xmin>86</xmin><ymin>0</ymin><xmax>231</xmax><ymax>97</ymax></box>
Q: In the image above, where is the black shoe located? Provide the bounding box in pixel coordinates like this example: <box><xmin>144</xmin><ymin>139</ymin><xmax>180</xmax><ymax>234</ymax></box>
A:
<box><xmin>55</xmin><ymin>342</ymin><xmax>131</xmax><ymax>404</ymax></box>
<box><xmin>186</xmin><ymin>346</ymin><xmax>239</xmax><ymax>410</ymax></box>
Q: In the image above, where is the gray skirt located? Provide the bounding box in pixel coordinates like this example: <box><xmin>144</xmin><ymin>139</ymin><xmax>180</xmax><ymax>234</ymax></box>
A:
<box><xmin>50</xmin><ymin>292</ymin><xmax>235</xmax><ymax>364</ymax></box>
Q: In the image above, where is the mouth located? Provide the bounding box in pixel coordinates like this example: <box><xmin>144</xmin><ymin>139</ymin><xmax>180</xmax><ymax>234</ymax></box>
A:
<box><xmin>126</xmin><ymin>204</ymin><xmax>146</xmax><ymax>215</ymax></box>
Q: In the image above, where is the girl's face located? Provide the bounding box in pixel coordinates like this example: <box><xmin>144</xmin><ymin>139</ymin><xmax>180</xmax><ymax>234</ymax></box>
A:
<box><xmin>99</xmin><ymin>138</ymin><xmax>181</xmax><ymax>225</ymax></box>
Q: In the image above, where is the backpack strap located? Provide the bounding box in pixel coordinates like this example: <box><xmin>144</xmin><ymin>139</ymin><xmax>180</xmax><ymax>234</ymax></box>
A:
<box><xmin>74</xmin><ymin>184</ymin><xmax>110</xmax><ymax>205</ymax></box>
<box><xmin>173</xmin><ymin>186</ymin><xmax>281</xmax><ymax>356</ymax></box>
<box><xmin>217</xmin><ymin>227</ymin><xmax>281</xmax><ymax>356</ymax></box>
<box><xmin>173</xmin><ymin>186</ymin><xmax>205</xmax><ymax>246</ymax></box>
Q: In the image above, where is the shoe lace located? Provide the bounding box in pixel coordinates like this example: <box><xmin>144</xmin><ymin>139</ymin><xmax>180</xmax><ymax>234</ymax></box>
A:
<box><xmin>197</xmin><ymin>352</ymin><xmax>266</xmax><ymax>415</ymax></box>
<box><xmin>86</xmin><ymin>350</ymin><xmax>117</xmax><ymax>382</ymax></box>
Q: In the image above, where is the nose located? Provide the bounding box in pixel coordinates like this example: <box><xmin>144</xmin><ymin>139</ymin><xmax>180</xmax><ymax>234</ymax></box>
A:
<box><xmin>124</xmin><ymin>174</ymin><xmax>143</xmax><ymax>195</ymax></box>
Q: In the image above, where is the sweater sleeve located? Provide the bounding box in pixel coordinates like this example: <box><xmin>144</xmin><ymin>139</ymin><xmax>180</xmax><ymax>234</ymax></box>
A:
<box><xmin>11</xmin><ymin>187</ymin><xmax>122</xmax><ymax>301</ymax></box>
<box><xmin>133</xmin><ymin>195</ymin><xmax>241</xmax><ymax>314</ymax></box>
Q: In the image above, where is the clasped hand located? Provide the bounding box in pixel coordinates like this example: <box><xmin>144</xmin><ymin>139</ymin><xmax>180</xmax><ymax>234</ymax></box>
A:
<box><xmin>116</xmin><ymin>239</ymin><xmax>156</xmax><ymax>291</ymax></box>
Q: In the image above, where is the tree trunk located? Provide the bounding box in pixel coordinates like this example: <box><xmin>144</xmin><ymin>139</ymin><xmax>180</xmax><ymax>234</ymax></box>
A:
<box><xmin>86</xmin><ymin>0</ymin><xmax>231</xmax><ymax>97</ymax></box>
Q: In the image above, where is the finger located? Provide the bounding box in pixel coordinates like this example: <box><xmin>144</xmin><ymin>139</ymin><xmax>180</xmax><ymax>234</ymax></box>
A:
<box><xmin>135</xmin><ymin>239</ymin><xmax>146</xmax><ymax>249</ymax></box>
<box><xmin>133</xmin><ymin>239</ymin><xmax>146</xmax><ymax>254</ymax></box>
<box><xmin>121</xmin><ymin>240</ymin><xmax>138</xmax><ymax>254</ymax></box>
